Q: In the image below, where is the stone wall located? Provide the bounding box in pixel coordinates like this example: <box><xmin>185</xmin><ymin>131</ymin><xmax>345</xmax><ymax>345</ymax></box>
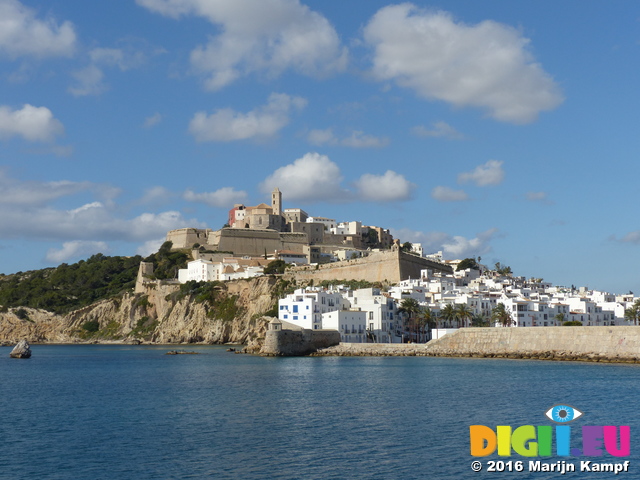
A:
<box><xmin>261</xmin><ymin>328</ymin><xmax>341</xmax><ymax>356</ymax></box>
<box><xmin>423</xmin><ymin>326</ymin><xmax>640</xmax><ymax>361</ymax></box>
<box><xmin>290</xmin><ymin>250</ymin><xmax>452</xmax><ymax>284</ymax></box>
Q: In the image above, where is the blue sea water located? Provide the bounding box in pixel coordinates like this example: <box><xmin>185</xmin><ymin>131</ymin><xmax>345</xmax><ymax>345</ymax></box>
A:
<box><xmin>0</xmin><ymin>345</ymin><xmax>638</xmax><ymax>480</ymax></box>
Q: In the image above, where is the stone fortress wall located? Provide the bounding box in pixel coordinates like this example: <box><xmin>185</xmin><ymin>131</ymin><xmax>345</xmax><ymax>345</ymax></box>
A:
<box><xmin>290</xmin><ymin>250</ymin><xmax>453</xmax><ymax>284</ymax></box>
<box><xmin>313</xmin><ymin>326</ymin><xmax>640</xmax><ymax>362</ymax></box>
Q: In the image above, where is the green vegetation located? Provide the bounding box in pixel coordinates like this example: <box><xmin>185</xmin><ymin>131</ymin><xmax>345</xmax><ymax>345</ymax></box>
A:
<box><xmin>562</xmin><ymin>321</ymin><xmax>583</xmax><ymax>326</ymax></box>
<box><xmin>456</xmin><ymin>258</ymin><xmax>480</xmax><ymax>271</ymax></box>
<box><xmin>131</xmin><ymin>316</ymin><xmax>158</xmax><ymax>339</ymax></box>
<box><xmin>317</xmin><ymin>279</ymin><xmax>377</xmax><ymax>290</ymax></box>
<box><xmin>143</xmin><ymin>241</ymin><xmax>190</xmax><ymax>280</ymax></box>
<box><xmin>491</xmin><ymin>303</ymin><xmax>514</xmax><ymax>327</ymax></box>
<box><xmin>167</xmin><ymin>280</ymin><xmax>244</xmax><ymax>323</ymax></box>
<box><xmin>82</xmin><ymin>320</ymin><xmax>100</xmax><ymax>332</ymax></box>
<box><xmin>264</xmin><ymin>259</ymin><xmax>286</xmax><ymax>275</ymax></box>
<box><xmin>0</xmin><ymin>253</ymin><xmax>142</xmax><ymax>314</ymax></box>
<box><xmin>494</xmin><ymin>262</ymin><xmax>513</xmax><ymax>276</ymax></box>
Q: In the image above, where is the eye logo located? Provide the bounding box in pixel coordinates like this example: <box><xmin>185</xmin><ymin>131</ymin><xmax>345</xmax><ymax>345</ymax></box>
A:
<box><xmin>545</xmin><ymin>404</ymin><xmax>583</xmax><ymax>423</ymax></box>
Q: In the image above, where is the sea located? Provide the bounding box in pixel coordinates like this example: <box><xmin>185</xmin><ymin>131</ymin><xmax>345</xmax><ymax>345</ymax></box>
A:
<box><xmin>0</xmin><ymin>345</ymin><xmax>638</xmax><ymax>480</ymax></box>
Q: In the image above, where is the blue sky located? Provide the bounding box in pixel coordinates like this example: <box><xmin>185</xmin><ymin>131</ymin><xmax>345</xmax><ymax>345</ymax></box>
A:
<box><xmin>1</xmin><ymin>0</ymin><xmax>639</xmax><ymax>294</ymax></box>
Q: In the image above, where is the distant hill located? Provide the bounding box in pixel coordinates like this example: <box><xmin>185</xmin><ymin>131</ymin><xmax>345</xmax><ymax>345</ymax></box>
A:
<box><xmin>0</xmin><ymin>254</ymin><xmax>143</xmax><ymax>314</ymax></box>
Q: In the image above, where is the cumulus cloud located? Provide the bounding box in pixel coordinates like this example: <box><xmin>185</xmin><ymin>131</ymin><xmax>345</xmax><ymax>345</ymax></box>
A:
<box><xmin>431</xmin><ymin>186</ymin><xmax>469</xmax><ymax>202</ymax></box>
<box><xmin>363</xmin><ymin>4</ymin><xmax>563</xmax><ymax>124</ymax></box>
<box><xmin>0</xmin><ymin>104</ymin><xmax>64</xmax><ymax>142</ymax></box>
<box><xmin>354</xmin><ymin>171</ymin><xmax>414</xmax><ymax>202</ymax></box>
<box><xmin>0</xmin><ymin>0</ymin><xmax>76</xmax><ymax>58</ymax></box>
<box><xmin>184</xmin><ymin>187</ymin><xmax>248</xmax><ymax>207</ymax></box>
<box><xmin>393</xmin><ymin>227</ymin><xmax>499</xmax><ymax>259</ymax></box>
<box><xmin>411</xmin><ymin>121</ymin><xmax>464</xmax><ymax>140</ymax></box>
<box><xmin>136</xmin><ymin>238</ymin><xmax>165</xmax><ymax>256</ymax></box>
<box><xmin>307</xmin><ymin>128</ymin><xmax>389</xmax><ymax>148</ymax></box>
<box><xmin>46</xmin><ymin>240</ymin><xmax>109</xmax><ymax>263</ymax></box>
<box><xmin>137</xmin><ymin>0</ymin><xmax>347</xmax><ymax>90</ymax></box>
<box><xmin>458</xmin><ymin>160</ymin><xmax>504</xmax><ymax>187</ymax></box>
<box><xmin>0</xmin><ymin>173</ymin><xmax>203</xmax><ymax>242</ymax></box>
<box><xmin>260</xmin><ymin>152</ymin><xmax>349</xmax><ymax>203</ymax></box>
<box><xmin>189</xmin><ymin>93</ymin><xmax>306</xmax><ymax>142</ymax></box>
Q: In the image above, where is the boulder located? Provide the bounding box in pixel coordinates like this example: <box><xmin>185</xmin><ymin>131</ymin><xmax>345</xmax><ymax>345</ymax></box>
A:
<box><xmin>9</xmin><ymin>340</ymin><xmax>32</xmax><ymax>358</ymax></box>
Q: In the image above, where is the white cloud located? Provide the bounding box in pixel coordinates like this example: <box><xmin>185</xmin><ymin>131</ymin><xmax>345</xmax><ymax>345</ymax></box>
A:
<box><xmin>68</xmin><ymin>64</ymin><xmax>106</xmax><ymax>96</ymax></box>
<box><xmin>136</xmin><ymin>186</ymin><xmax>173</xmax><ymax>206</ymax></box>
<box><xmin>0</xmin><ymin>0</ymin><xmax>76</xmax><ymax>58</ymax></box>
<box><xmin>0</xmin><ymin>104</ymin><xmax>64</xmax><ymax>142</ymax></box>
<box><xmin>307</xmin><ymin>128</ymin><xmax>389</xmax><ymax>148</ymax></box>
<box><xmin>0</xmin><ymin>172</ymin><xmax>90</xmax><ymax>206</ymax></box>
<box><xmin>260</xmin><ymin>152</ymin><xmax>349</xmax><ymax>203</ymax></box>
<box><xmin>393</xmin><ymin>227</ymin><xmax>499</xmax><ymax>259</ymax></box>
<box><xmin>458</xmin><ymin>160</ymin><xmax>504</xmax><ymax>187</ymax></box>
<box><xmin>143</xmin><ymin>113</ymin><xmax>163</xmax><ymax>128</ymax></box>
<box><xmin>46</xmin><ymin>240</ymin><xmax>109</xmax><ymax>263</ymax></box>
<box><xmin>189</xmin><ymin>93</ymin><xmax>306</xmax><ymax>142</ymax></box>
<box><xmin>411</xmin><ymin>121</ymin><xmax>464</xmax><ymax>140</ymax></box>
<box><xmin>431</xmin><ymin>186</ymin><xmax>469</xmax><ymax>202</ymax></box>
<box><xmin>363</xmin><ymin>4</ymin><xmax>563</xmax><ymax>124</ymax></box>
<box><xmin>184</xmin><ymin>187</ymin><xmax>248</xmax><ymax>207</ymax></box>
<box><xmin>354</xmin><ymin>171</ymin><xmax>414</xmax><ymax>202</ymax></box>
<box><xmin>137</xmin><ymin>0</ymin><xmax>347</xmax><ymax>90</ymax></box>
<box><xmin>136</xmin><ymin>238</ymin><xmax>165</xmax><ymax>256</ymax></box>
<box><xmin>69</xmin><ymin>42</ymin><xmax>159</xmax><ymax>97</ymax></box>
<box><xmin>0</xmin><ymin>173</ymin><xmax>203</xmax><ymax>242</ymax></box>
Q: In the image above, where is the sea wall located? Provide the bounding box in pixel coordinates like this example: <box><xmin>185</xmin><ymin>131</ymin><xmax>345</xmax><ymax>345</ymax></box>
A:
<box><xmin>313</xmin><ymin>327</ymin><xmax>640</xmax><ymax>362</ymax></box>
<box><xmin>261</xmin><ymin>328</ymin><xmax>341</xmax><ymax>356</ymax></box>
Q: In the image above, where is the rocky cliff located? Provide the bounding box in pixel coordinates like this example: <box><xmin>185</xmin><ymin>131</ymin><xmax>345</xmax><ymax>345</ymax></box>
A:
<box><xmin>0</xmin><ymin>276</ymin><xmax>280</xmax><ymax>346</ymax></box>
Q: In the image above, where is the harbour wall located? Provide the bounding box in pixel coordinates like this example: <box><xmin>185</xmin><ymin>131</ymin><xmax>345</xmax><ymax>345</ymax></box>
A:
<box><xmin>312</xmin><ymin>327</ymin><xmax>640</xmax><ymax>362</ymax></box>
<box><xmin>261</xmin><ymin>328</ymin><xmax>341</xmax><ymax>356</ymax></box>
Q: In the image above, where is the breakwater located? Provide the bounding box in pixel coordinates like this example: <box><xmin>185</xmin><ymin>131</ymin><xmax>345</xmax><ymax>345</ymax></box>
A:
<box><xmin>312</xmin><ymin>326</ymin><xmax>640</xmax><ymax>363</ymax></box>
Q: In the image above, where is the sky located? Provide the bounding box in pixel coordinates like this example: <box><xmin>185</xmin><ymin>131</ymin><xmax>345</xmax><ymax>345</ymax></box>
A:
<box><xmin>1</xmin><ymin>0</ymin><xmax>639</xmax><ymax>294</ymax></box>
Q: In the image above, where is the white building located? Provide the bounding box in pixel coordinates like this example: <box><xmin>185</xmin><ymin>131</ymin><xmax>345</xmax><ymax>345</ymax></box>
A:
<box><xmin>278</xmin><ymin>288</ymin><xmax>345</xmax><ymax>330</ymax></box>
<box><xmin>322</xmin><ymin>310</ymin><xmax>367</xmax><ymax>342</ymax></box>
<box><xmin>178</xmin><ymin>259</ymin><xmax>217</xmax><ymax>283</ymax></box>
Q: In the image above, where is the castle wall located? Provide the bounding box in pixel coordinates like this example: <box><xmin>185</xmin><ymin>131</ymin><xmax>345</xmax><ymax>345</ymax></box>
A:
<box><xmin>166</xmin><ymin>228</ymin><xmax>212</xmax><ymax>249</ymax></box>
<box><xmin>289</xmin><ymin>250</ymin><xmax>452</xmax><ymax>284</ymax></box>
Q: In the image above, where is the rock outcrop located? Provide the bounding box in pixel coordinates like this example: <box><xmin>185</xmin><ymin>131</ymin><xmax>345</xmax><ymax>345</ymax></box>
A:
<box><xmin>9</xmin><ymin>340</ymin><xmax>31</xmax><ymax>358</ymax></box>
<box><xmin>0</xmin><ymin>276</ymin><xmax>280</xmax><ymax>346</ymax></box>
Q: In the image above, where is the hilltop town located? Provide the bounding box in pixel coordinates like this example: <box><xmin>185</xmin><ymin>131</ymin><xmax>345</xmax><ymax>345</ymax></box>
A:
<box><xmin>139</xmin><ymin>187</ymin><xmax>640</xmax><ymax>345</ymax></box>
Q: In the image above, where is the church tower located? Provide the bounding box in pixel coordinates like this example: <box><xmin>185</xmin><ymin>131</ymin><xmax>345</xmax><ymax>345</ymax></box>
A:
<box><xmin>271</xmin><ymin>187</ymin><xmax>282</xmax><ymax>216</ymax></box>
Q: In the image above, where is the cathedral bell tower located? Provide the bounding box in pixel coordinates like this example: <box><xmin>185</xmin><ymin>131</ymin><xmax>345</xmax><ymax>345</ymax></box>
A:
<box><xmin>271</xmin><ymin>187</ymin><xmax>282</xmax><ymax>216</ymax></box>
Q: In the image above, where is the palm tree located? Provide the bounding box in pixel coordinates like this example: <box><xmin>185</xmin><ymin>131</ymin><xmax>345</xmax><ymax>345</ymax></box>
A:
<box><xmin>440</xmin><ymin>303</ymin><xmax>456</xmax><ymax>328</ymax></box>
<box><xmin>554</xmin><ymin>312</ymin><xmax>566</xmax><ymax>326</ymax></box>
<box><xmin>455</xmin><ymin>303</ymin><xmax>474</xmax><ymax>328</ymax></box>
<box><xmin>398</xmin><ymin>298</ymin><xmax>422</xmax><ymax>342</ymax></box>
<box><xmin>471</xmin><ymin>313</ymin><xmax>489</xmax><ymax>327</ymax></box>
<box><xmin>419</xmin><ymin>307</ymin><xmax>436</xmax><ymax>342</ymax></box>
<box><xmin>491</xmin><ymin>303</ymin><xmax>514</xmax><ymax>327</ymax></box>
<box><xmin>624</xmin><ymin>304</ymin><xmax>639</xmax><ymax>325</ymax></box>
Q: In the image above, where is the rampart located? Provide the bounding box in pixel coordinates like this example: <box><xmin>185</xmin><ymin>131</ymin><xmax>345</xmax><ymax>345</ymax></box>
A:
<box><xmin>209</xmin><ymin>228</ymin><xmax>308</xmax><ymax>256</ymax></box>
<box><xmin>313</xmin><ymin>327</ymin><xmax>640</xmax><ymax>362</ymax></box>
<box><xmin>261</xmin><ymin>328</ymin><xmax>341</xmax><ymax>356</ymax></box>
<box><xmin>423</xmin><ymin>326</ymin><xmax>640</xmax><ymax>362</ymax></box>
<box><xmin>290</xmin><ymin>250</ymin><xmax>452</xmax><ymax>284</ymax></box>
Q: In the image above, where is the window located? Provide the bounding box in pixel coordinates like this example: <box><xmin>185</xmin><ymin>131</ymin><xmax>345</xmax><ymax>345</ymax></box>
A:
<box><xmin>293</xmin><ymin>305</ymin><xmax>298</xmax><ymax>313</ymax></box>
